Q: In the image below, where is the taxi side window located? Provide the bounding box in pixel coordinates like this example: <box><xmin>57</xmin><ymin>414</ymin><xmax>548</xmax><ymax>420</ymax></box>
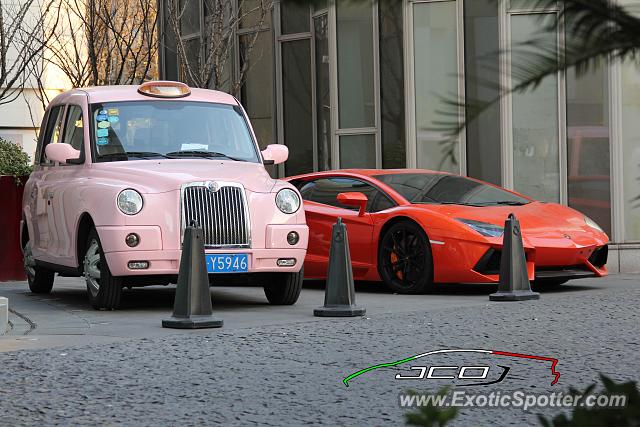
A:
<box><xmin>40</xmin><ymin>106</ymin><xmax>65</xmax><ymax>165</ymax></box>
<box><xmin>62</xmin><ymin>105</ymin><xmax>84</xmax><ymax>151</ymax></box>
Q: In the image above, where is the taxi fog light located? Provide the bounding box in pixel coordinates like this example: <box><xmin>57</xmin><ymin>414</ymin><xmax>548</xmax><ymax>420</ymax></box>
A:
<box><xmin>287</xmin><ymin>231</ymin><xmax>300</xmax><ymax>245</ymax></box>
<box><xmin>125</xmin><ymin>233</ymin><xmax>140</xmax><ymax>247</ymax></box>
<box><xmin>277</xmin><ymin>258</ymin><xmax>296</xmax><ymax>267</ymax></box>
<box><xmin>128</xmin><ymin>261</ymin><xmax>149</xmax><ymax>270</ymax></box>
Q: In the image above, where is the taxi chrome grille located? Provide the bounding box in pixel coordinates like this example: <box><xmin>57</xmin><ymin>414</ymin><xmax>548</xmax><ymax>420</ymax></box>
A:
<box><xmin>181</xmin><ymin>183</ymin><xmax>251</xmax><ymax>248</ymax></box>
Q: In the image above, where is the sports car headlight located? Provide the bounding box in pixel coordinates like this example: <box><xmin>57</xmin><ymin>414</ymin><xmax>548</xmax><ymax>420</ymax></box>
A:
<box><xmin>275</xmin><ymin>188</ymin><xmax>301</xmax><ymax>214</ymax></box>
<box><xmin>456</xmin><ymin>218</ymin><xmax>504</xmax><ymax>237</ymax></box>
<box><xmin>117</xmin><ymin>189</ymin><xmax>143</xmax><ymax>215</ymax></box>
<box><xmin>584</xmin><ymin>215</ymin><xmax>604</xmax><ymax>233</ymax></box>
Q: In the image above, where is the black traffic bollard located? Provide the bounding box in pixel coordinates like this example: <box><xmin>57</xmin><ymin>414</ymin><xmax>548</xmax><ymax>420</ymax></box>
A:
<box><xmin>162</xmin><ymin>224</ymin><xmax>224</xmax><ymax>328</ymax></box>
<box><xmin>490</xmin><ymin>213</ymin><xmax>540</xmax><ymax>301</ymax></box>
<box><xmin>314</xmin><ymin>217</ymin><xmax>366</xmax><ymax>317</ymax></box>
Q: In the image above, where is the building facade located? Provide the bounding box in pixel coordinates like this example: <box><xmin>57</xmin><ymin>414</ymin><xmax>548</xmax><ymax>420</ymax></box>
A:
<box><xmin>159</xmin><ymin>0</ymin><xmax>640</xmax><ymax>273</ymax></box>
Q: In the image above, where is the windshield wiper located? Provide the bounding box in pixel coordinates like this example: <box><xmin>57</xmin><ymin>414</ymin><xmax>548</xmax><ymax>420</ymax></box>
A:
<box><xmin>124</xmin><ymin>151</ymin><xmax>170</xmax><ymax>159</ymax></box>
<box><xmin>97</xmin><ymin>151</ymin><xmax>169</xmax><ymax>160</ymax></box>
<box><xmin>165</xmin><ymin>150</ymin><xmax>247</xmax><ymax>162</ymax></box>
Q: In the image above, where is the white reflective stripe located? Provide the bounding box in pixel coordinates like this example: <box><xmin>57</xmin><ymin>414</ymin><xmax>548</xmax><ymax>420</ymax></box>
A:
<box><xmin>429</xmin><ymin>240</ymin><xmax>445</xmax><ymax>245</ymax></box>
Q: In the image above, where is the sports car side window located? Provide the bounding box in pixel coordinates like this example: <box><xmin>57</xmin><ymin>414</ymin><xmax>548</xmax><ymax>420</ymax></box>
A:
<box><xmin>301</xmin><ymin>178</ymin><xmax>395</xmax><ymax>213</ymax></box>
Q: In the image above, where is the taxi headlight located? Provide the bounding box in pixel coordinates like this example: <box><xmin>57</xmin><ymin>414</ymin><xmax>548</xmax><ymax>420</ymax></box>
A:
<box><xmin>275</xmin><ymin>189</ymin><xmax>301</xmax><ymax>214</ymax></box>
<box><xmin>117</xmin><ymin>189</ymin><xmax>143</xmax><ymax>215</ymax></box>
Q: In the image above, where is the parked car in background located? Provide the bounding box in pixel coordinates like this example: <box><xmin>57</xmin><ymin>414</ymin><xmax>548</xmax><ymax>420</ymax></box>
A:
<box><xmin>287</xmin><ymin>169</ymin><xmax>609</xmax><ymax>294</ymax></box>
<box><xmin>21</xmin><ymin>81</ymin><xmax>308</xmax><ymax>310</ymax></box>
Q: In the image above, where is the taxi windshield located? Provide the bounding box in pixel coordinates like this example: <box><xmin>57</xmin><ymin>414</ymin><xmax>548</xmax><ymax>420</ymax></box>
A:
<box><xmin>91</xmin><ymin>101</ymin><xmax>260</xmax><ymax>163</ymax></box>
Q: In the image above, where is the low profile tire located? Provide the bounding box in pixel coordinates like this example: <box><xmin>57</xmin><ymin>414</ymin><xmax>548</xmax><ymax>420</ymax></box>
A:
<box><xmin>83</xmin><ymin>228</ymin><xmax>123</xmax><ymax>310</ymax></box>
<box><xmin>23</xmin><ymin>241</ymin><xmax>55</xmax><ymax>294</ymax></box>
<box><xmin>263</xmin><ymin>267</ymin><xmax>304</xmax><ymax>305</ymax></box>
<box><xmin>378</xmin><ymin>221</ymin><xmax>434</xmax><ymax>294</ymax></box>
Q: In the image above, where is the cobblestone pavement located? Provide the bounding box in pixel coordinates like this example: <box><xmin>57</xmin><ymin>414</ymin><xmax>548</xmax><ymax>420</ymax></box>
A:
<box><xmin>0</xmin><ymin>275</ymin><xmax>638</xmax><ymax>426</ymax></box>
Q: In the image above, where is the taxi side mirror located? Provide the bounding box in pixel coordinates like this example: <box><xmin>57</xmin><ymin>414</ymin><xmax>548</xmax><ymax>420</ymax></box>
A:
<box><xmin>45</xmin><ymin>143</ymin><xmax>81</xmax><ymax>164</ymax></box>
<box><xmin>337</xmin><ymin>192</ymin><xmax>368</xmax><ymax>217</ymax></box>
<box><xmin>261</xmin><ymin>144</ymin><xmax>289</xmax><ymax>165</ymax></box>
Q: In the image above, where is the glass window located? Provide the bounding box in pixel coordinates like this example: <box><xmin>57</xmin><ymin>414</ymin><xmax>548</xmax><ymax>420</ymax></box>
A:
<box><xmin>180</xmin><ymin>38</ymin><xmax>201</xmax><ymax>87</ymax></box>
<box><xmin>40</xmin><ymin>105</ymin><xmax>64</xmax><ymax>164</ymax></box>
<box><xmin>339</xmin><ymin>134</ymin><xmax>376</xmax><ymax>168</ymax></box>
<box><xmin>180</xmin><ymin>0</ymin><xmax>200</xmax><ymax>36</ymax></box>
<box><xmin>282</xmin><ymin>40</ymin><xmax>313</xmax><ymax>175</ymax></box>
<box><xmin>375</xmin><ymin>173</ymin><xmax>530</xmax><ymax>206</ymax></box>
<box><xmin>280</xmin><ymin>0</ymin><xmax>309</xmax><ymax>34</ymax></box>
<box><xmin>62</xmin><ymin>105</ymin><xmax>84</xmax><ymax>151</ymax></box>
<box><xmin>299</xmin><ymin>177</ymin><xmax>395</xmax><ymax>212</ymax></box>
<box><xmin>314</xmin><ymin>14</ymin><xmax>331</xmax><ymax>171</ymax></box>
<box><xmin>510</xmin><ymin>13</ymin><xmax>560</xmax><ymax>202</ymax></box>
<box><xmin>379</xmin><ymin>0</ymin><xmax>405</xmax><ymax>169</ymax></box>
<box><xmin>239</xmin><ymin>0</ymin><xmax>270</xmax><ymax>29</ymax></box>
<box><xmin>337</xmin><ymin>0</ymin><xmax>375</xmax><ymax>128</ymax></box>
<box><xmin>91</xmin><ymin>101</ymin><xmax>260</xmax><ymax>163</ymax></box>
<box><xmin>413</xmin><ymin>0</ymin><xmax>460</xmax><ymax>173</ymax></box>
<box><xmin>566</xmin><ymin>64</ymin><xmax>611</xmax><ymax>236</ymax></box>
<box><xmin>240</xmin><ymin>31</ymin><xmax>273</xmax><ymax>149</ymax></box>
<box><xmin>464</xmin><ymin>0</ymin><xmax>501</xmax><ymax>185</ymax></box>
<box><xmin>620</xmin><ymin>0</ymin><xmax>640</xmax><ymax>241</ymax></box>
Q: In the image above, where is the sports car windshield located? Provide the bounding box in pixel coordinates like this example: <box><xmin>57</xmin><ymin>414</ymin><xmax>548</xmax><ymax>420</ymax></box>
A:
<box><xmin>91</xmin><ymin>101</ymin><xmax>259</xmax><ymax>163</ymax></box>
<box><xmin>374</xmin><ymin>173</ymin><xmax>531</xmax><ymax>206</ymax></box>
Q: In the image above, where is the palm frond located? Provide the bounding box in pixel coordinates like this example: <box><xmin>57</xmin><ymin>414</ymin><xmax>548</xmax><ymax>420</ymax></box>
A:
<box><xmin>434</xmin><ymin>0</ymin><xmax>640</xmax><ymax>141</ymax></box>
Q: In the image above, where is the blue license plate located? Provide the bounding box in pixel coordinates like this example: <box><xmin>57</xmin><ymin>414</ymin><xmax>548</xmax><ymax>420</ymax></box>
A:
<box><xmin>206</xmin><ymin>254</ymin><xmax>249</xmax><ymax>273</ymax></box>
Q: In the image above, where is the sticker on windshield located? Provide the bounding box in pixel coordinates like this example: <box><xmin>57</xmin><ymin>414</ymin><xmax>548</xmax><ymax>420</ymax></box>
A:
<box><xmin>97</xmin><ymin>114</ymin><xmax>107</xmax><ymax>121</ymax></box>
<box><xmin>97</xmin><ymin>121</ymin><xmax>110</xmax><ymax>129</ymax></box>
<box><xmin>99</xmin><ymin>109</ymin><xmax>107</xmax><ymax>115</ymax></box>
<box><xmin>107</xmin><ymin>108</ymin><xmax>119</xmax><ymax>116</ymax></box>
<box><xmin>97</xmin><ymin>137</ymin><xmax>109</xmax><ymax>146</ymax></box>
<box><xmin>107</xmin><ymin>115</ymin><xmax>119</xmax><ymax>123</ymax></box>
<box><xmin>181</xmin><ymin>143</ymin><xmax>209</xmax><ymax>151</ymax></box>
<box><xmin>96</xmin><ymin>128</ymin><xmax>109</xmax><ymax>137</ymax></box>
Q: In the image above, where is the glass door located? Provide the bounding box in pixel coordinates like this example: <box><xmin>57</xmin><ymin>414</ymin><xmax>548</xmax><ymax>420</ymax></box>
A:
<box><xmin>314</xmin><ymin>13</ymin><xmax>332</xmax><ymax>171</ymax></box>
<box><xmin>409</xmin><ymin>0</ymin><xmax>464</xmax><ymax>173</ymax></box>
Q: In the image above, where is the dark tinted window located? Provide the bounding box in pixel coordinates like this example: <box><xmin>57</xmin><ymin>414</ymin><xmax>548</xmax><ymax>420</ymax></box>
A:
<box><xmin>298</xmin><ymin>177</ymin><xmax>395</xmax><ymax>213</ymax></box>
<box><xmin>375</xmin><ymin>173</ymin><xmax>530</xmax><ymax>206</ymax></box>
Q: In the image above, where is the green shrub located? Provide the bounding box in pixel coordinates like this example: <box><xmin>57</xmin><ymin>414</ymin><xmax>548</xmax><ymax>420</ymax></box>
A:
<box><xmin>0</xmin><ymin>138</ymin><xmax>33</xmax><ymax>184</ymax></box>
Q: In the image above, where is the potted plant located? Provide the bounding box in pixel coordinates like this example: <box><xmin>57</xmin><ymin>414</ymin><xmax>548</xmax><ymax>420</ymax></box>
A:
<box><xmin>0</xmin><ymin>138</ymin><xmax>33</xmax><ymax>281</ymax></box>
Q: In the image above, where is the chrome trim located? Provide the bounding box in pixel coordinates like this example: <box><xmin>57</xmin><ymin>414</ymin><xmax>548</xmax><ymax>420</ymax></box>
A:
<box><xmin>180</xmin><ymin>181</ymin><xmax>252</xmax><ymax>249</ymax></box>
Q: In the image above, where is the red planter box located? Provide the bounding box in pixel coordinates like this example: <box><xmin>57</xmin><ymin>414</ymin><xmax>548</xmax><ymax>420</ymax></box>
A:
<box><xmin>0</xmin><ymin>176</ymin><xmax>27</xmax><ymax>281</ymax></box>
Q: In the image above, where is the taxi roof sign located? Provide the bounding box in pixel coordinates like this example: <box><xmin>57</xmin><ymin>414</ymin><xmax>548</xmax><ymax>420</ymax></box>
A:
<box><xmin>138</xmin><ymin>81</ymin><xmax>191</xmax><ymax>98</ymax></box>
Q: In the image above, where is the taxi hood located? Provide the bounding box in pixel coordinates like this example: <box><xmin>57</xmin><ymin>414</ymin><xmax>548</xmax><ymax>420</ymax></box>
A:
<box><xmin>91</xmin><ymin>159</ymin><xmax>277</xmax><ymax>193</ymax></box>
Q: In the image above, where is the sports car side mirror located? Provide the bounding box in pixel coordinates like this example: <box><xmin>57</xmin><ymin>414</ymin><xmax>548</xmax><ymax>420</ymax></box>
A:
<box><xmin>45</xmin><ymin>143</ymin><xmax>81</xmax><ymax>164</ymax></box>
<box><xmin>261</xmin><ymin>144</ymin><xmax>289</xmax><ymax>165</ymax></box>
<box><xmin>337</xmin><ymin>192</ymin><xmax>368</xmax><ymax>217</ymax></box>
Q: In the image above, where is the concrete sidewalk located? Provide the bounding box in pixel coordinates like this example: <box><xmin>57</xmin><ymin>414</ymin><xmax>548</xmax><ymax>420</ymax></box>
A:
<box><xmin>0</xmin><ymin>275</ymin><xmax>634</xmax><ymax>352</ymax></box>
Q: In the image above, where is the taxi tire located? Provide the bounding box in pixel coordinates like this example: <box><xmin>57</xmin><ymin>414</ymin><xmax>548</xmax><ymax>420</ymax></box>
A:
<box><xmin>263</xmin><ymin>267</ymin><xmax>304</xmax><ymax>305</ymax></box>
<box><xmin>85</xmin><ymin>229</ymin><xmax>123</xmax><ymax>310</ymax></box>
<box><xmin>24</xmin><ymin>242</ymin><xmax>55</xmax><ymax>294</ymax></box>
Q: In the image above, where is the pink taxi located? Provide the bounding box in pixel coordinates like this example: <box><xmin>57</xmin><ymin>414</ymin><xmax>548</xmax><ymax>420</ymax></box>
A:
<box><xmin>20</xmin><ymin>81</ymin><xmax>308</xmax><ymax>310</ymax></box>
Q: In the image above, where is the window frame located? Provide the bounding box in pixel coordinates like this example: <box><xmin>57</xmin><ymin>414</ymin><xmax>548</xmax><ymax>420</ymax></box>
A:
<box><xmin>39</xmin><ymin>104</ymin><xmax>66</xmax><ymax>166</ymax></box>
<box><xmin>59</xmin><ymin>103</ymin><xmax>86</xmax><ymax>165</ymax></box>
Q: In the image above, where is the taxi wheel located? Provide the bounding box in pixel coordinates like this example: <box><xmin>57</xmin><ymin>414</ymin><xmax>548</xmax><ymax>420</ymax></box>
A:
<box><xmin>23</xmin><ymin>241</ymin><xmax>55</xmax><ymax>294</ymax></box>
<box><xmin>83</xmin><ymin>228</ymin><xmax>123</xmax><ymax>310</ymax></box>
<box><xmin>263</xmin><ymin>267</ymin><xmax>304</xmax><ymax>305</ymax></box>
<box><xmin>378</xmin><ymin>221</ymin><xmax>434</xmax><ymax>294</ymax></box>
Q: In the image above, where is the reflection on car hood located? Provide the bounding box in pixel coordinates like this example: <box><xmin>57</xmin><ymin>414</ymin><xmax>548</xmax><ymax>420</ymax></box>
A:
<box><xmin>91</xmin><ymin>159</ymin><xmax>276</xmax><ymax>193</ymax></box>
<box><xmin>422</xmin><ymin>202</ymin><xmax>607</xmax><ymax>242</ymax></box>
